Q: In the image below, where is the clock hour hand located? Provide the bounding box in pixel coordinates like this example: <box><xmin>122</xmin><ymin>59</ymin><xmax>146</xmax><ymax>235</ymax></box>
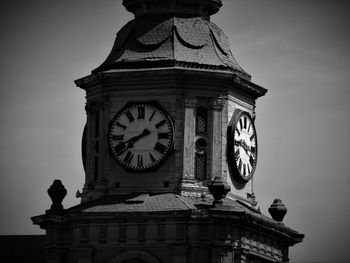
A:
<box><xmin>126</xmin><ymin>128</ymin><xmax>150</xmax><ymax>144</ymax></box>
<box><xmin>234</xmin><ymin>140</ymin><xmax>243</xmax><ymax>147</ymax></box>
<box><xmin>115</xmin><ymin>129</ymin><xmax>151</xmax><ymax>155</ymax></box>
<box><xmin>243</xmin><ymin>143</ymin><xmax>256</xmax><ymax>157</ymax></box>
<box><xmin>236</xmin><ymin>140</ymin><xmax>252</xmax><ymax>156</ymax></box>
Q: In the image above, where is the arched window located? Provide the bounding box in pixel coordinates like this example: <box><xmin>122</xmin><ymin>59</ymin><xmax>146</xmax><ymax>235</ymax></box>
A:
<box><xmin>108</xmin><ymin>250</ymin><xmax>161</xmax><ymax>263</ymax></box>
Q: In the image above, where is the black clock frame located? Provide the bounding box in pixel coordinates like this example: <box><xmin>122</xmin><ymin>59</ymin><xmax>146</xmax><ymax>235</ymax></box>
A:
<box><xmin>108</xmin><ymin>101</ymin><xmax>175</xmax><ymax>173</ymax></box>
<box><xmin>227</xmin><ymin>110</ymin><xmax>258</xmax><ymax>183</ymax></box>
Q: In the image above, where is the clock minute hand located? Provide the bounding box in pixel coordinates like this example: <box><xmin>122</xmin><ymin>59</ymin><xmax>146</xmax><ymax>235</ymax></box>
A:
<box><xmin>115</xmin><ymin>129</ymin><xmax>151</xmax><ymax>155</ymax></box>
<box><xmin>239</xmin><ymin>140</ymin><xmax>251</xmax><ymax>155</ymax></box>
<box><xmin>234</xmin><ymin>140</ymin><xmax>243</xmax><ymax>147</ymax></box>
<box><xmin>127</xmin><ymin>129</ymin><xmax>151</xmax><ymax>144</ymax></box>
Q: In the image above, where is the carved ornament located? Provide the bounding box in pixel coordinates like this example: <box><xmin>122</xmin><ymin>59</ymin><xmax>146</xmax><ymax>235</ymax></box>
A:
<box><xmin>210</xmin><ymin>96</ymin><xmax>226</xmax><ymax>110</ymax></box>
<box><xmin>178</xmin><ymin>96</ymin><xmax>197</xmax><ymax>107</ymax></box>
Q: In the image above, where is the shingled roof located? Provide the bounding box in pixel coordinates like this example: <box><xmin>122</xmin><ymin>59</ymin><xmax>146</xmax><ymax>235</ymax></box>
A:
<box><xmin>63</xmin><ymin>193</ymin><xmax>303</xmax><ymax>245</ymax></box>
<box><xmin>92</xmin><ymin>15</ymin><xmax>251</xmax><ymax>80</ymax></box>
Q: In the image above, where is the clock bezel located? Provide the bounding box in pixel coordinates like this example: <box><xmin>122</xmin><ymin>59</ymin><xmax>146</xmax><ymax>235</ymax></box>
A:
<box><xmin>108</xmin><ymin>101</ymin><xmax>175</xmax><ymax>173</ymax></box>
<box><xmin>227</xmin><ymin>110</ymin><xmax>258</xmax><ymax>183</ymax></box>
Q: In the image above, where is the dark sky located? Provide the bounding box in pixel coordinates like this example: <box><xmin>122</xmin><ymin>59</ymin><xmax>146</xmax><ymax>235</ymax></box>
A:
<box><xmin>1</xmin><ymin>1</ymin><xmax>350</xmax><ymax>262</ymax></box>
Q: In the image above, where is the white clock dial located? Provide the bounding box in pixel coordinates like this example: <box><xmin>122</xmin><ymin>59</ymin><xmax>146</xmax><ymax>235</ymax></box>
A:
<box><xmin>228</xmin><ymin>111</ymin><xmax>257</xmax><ymax>182</ymax></box>
<box><xmin>109</xmin><ymin>102</ymin><xmax>174</xmax><ymax>172</ymax></box>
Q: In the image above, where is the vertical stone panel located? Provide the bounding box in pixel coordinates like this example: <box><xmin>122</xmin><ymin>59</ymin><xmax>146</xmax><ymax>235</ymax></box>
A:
<box><xmin>182</xmin><ymin>96</ymin><xmax>197</xmax><ymax>180</ymax></box>
<box><xmin>210</xmin><ymin>97</ymin><xmax>225</xmax><ymax>179</ymax></box>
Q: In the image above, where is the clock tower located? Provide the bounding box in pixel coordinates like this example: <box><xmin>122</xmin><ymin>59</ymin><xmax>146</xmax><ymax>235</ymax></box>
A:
<box><xmin>32</xmin><ymin>1</ymin><xmax>304</xmax><ymax>262</ymax></box>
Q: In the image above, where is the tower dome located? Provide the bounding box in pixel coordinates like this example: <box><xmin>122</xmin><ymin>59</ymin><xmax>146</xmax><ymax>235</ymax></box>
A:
<box><xmin>93</xmin><ymin>0</ymin><xmax>250</xmax><ymax>80</ymax></box>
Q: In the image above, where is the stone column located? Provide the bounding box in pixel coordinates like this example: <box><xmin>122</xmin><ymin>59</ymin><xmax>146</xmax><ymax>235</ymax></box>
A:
<box><xmin>84</xmin><ymin>101</ymin><xmax>95</xmax><ymax>187</ymax></box>
<box><xmin>209</xmin><ymin>96</ymin><xmax>225</xmax><ymax>180</ymax></box>
<box><xmin>182</xmin><ymin>96</ymin><xmax>197</xmax><ymax>180</ymax></box>
<box><xmin>83</xmin><ymin>99</ymin><xmax>107</xmax><ymax>201</ymax></box>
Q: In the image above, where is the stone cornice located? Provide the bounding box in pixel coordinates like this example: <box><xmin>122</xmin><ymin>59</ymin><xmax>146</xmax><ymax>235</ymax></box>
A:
<box><xmin>75</xmin><ymin>68</ymin><xmax>266</xmax><ymax>100</ymax></box>
<box><xmin>209</xmin><ymin>208</ymin><xmax>304</xmax><ymax>246</ymax></box>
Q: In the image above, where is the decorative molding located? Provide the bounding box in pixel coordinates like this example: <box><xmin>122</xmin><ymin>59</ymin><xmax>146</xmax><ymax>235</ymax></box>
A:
<box><xmin>238</xmin><ymin>230</ymin><xmax>284</xmax><ymax>262</ymax></box>
<box><xmin>226</xmin><ymin>192</ymin><xmax>258</xmax><ymax>206</ymax></box>
<box><xmin>85</xmin><ymin>101</ymin><xmax>106</xmax><ymax>113</ymax></box>
<box><xmin>233</xmin><ymin>75</ymin><xmax>268</xmax><ymax>98</ymax></box>
<box><xmin>75</xmin><ymin>74</ymin><xmax>98</xmax><ymax>87</ymax></box>
<box><xmin>181</xmin><ymin>179</ymin><xmax>208</xmax><ymax>197</ymax></box>
<box><xmin>210</xmin><ymin>96</ymin><xmax>226</xmax><ymax>110</ymax></box>
<box><xmin>181</xmin><ymin>96</ymin><xmax>197</xmax><ymax>108</ymax></box>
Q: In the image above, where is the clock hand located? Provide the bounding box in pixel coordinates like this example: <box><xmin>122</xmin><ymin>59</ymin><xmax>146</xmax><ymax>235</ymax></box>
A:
<box><xmin>240</xmin><ymin>140</ymin><xmax>252</xmax><ymax>156</ymax></box>
<box><xmin>234</xmin><ymin>140</ymin><xmax>250</xmax><ymax>157</ymax></box>
<box><xmin>243</xmin><ymin>144</ymin><xmax>257</xmax><ymax>158</ymax></box>
<box><xmin>115</xmin><ymin>129</ymin><xmax>151</xmax><ymax>155</ymax></box>
<box><xmin>234</xmin><ymin>140</ymin><xmax>243</xmax><ymax>147</ymax></box>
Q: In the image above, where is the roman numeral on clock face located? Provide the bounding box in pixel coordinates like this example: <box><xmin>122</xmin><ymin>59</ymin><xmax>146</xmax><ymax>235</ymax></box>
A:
<box><xmin>113</xmin><ymin>134</ymin><xmax>124</xmax><ymax>141</ymax></box>
<box><xmin>149</xmin><ymin>109</ymin><xmax>156</xmax><ymax>121</ymax></box>
<box><xmin>249</xmin><ymin>155</ymin><xmax>255</xmax><ymax>167</ymax></box>
<box><xmin>247</xmin><ymin>122</ymin><xmax>251</xmax><ymax>133</ymax></box>
<box><xmin>115</xmin><ymin>143</ymin><xmax>126</xmax><ymax>155</ymax></box>
<box><xmin>116</xmin><ymin>122</ymin><xmax>127</xmax><ymax>129</ymax></box>
<box><xmin>251</xmin><ymin>146</ymin><xmax>256</xmax><ymax>154</ymax></box>
<box><xmin>158</xmin><ymin>132</ymin><xmax>169</xmax><ymax>139</ymax></box>
<box><xmin>149</xmin><ymin>153</ymin><xmax>156</xmax><ymax>163</ymax></box>
<box><xmin>235</xmin><ymin>127</ymin><xmax>241</xmax><ymax>136</ymax></box>
<box><xmin>138</xmin><ymin>106</ymin><xmax>145</xmax><ymax>119</ymax></box>
<box><xmin>123</xmin><ymin>151</ymin><xmax>134</xmax><ymax>165</ymax></box>
<box><xmin>234</xmin><ymin>149</ymin><xmax>240</xmax><ymax>161</ymax></box>
<box><xmin>154</xmin><ymin>142</ymin><xmax>167</xmax><ymax>154</ymax></box>
<box><xmin>137</xmin><ymin>154</ymin><xmax>143</xmax><ymax>167</ymax></box>
<box><xmin>155</xmin><ymin>120</ymin><xmax>166</xmax><ymax>129</ymax></box>
<box><xmin>126</xmin><ymin>111</ymin><xmax>134</xmax><ymax>123</ymax></box>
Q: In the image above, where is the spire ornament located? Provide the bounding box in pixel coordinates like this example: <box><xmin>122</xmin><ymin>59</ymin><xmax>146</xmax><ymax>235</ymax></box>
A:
<box><xmin>268</xmin><ymin>199</ymin><xmax>287</xmax><ymax>222</ymax></box>
<box><xmin>208</xmin><ymin>176</ymin><xmax>230</xmax><ymax>206</ymax></box>
<box><xmin>47</xmin><ymin>180</ymin><xmax>67</xmax><ymax>212</ymax></box>
<box><xmin>123</xmin><ymin>0</ymin><xmax>222</xmax><ymax>18</ymax></box>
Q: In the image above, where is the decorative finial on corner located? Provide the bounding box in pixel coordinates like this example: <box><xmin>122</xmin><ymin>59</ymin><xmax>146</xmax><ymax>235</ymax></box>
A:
<box><xmin>208</xmin><ymin>176</ymin><xmax>230</xmax><ymax>206</ymax></box>
<box><xmin>268</xmin><ymin>198</ymin><xmax>287</xmax><ymax>222</ymax></box>
<box><xmin>47</xmin><ymin>180</ymin><xmax>67</xmax><ymax>212</ymax></box>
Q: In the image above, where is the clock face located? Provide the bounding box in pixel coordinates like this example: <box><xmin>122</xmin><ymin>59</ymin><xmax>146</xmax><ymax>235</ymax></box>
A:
<box><xmin>109</xmin><ymin>101</ymin><xmax>174</xmax><ymax>172</ymax></box>
<box><xmin>228</xmin><ymin>111</ymin><xmax>257</xmax><ymax>182</ymax></box>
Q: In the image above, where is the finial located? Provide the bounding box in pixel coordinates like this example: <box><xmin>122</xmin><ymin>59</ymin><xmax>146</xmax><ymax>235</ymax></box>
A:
<box><xmin>208</xmin><ymin>176</ymin><xmax>230</xmax><ymax>206</ymax></box>
<box><xmin>123</xmin><ymin>0</ymin><xmax>222</xmax><ymax>18</ymax></box>
<box><xmin>47</xmin><ymin>180</ymin><xmax>67</xmax><ymax>212</ymax></box>
<box><xmin>268</xmin><ymin>199</ymin><xmax>287</xmax><ymax>222</ymax></box>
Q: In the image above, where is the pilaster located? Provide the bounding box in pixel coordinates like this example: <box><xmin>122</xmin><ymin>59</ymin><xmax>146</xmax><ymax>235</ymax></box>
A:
<box><xmin>209</xmin><ymin>96</ymin><xmax>226</xmax><ymax>181</ymax></box>
<box><xmin>182</xmin><ymin>95</ymin><xmax>197</xmax><ymax>181</ymax></box>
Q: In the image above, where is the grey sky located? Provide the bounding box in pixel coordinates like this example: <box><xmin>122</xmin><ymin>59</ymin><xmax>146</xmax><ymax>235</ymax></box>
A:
<box><xmin>1</xmin><ymin>1</ymin><xmax>350</xmax><ymax>262</ymax></box>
